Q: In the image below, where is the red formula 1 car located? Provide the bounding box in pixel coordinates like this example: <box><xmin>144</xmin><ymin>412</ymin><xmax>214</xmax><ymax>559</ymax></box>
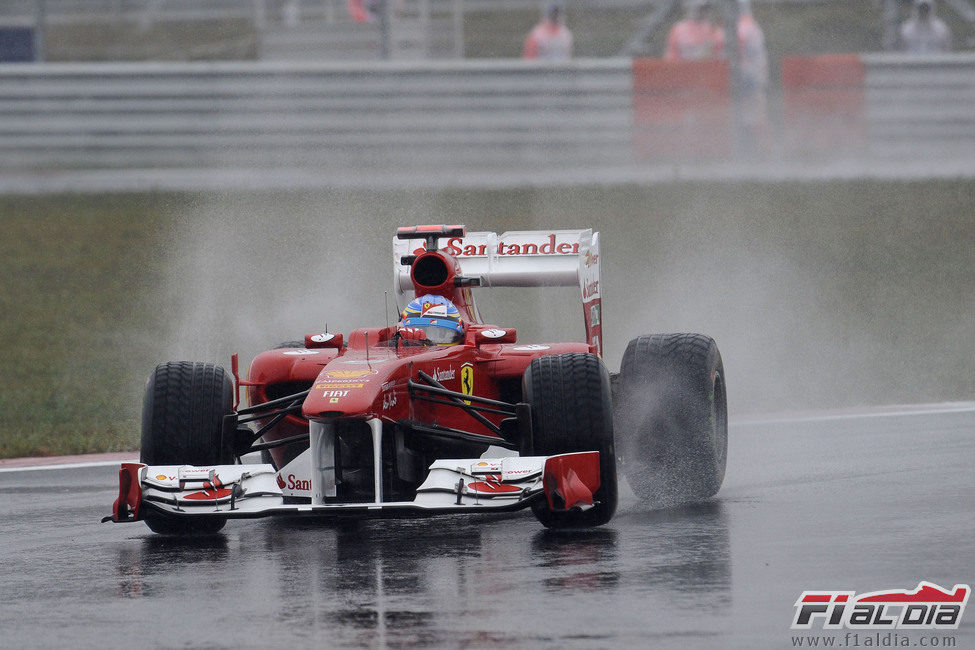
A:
<box><xmin>108</xmin><ymin>225</ymin><xmax>728</xmax><ymax>534</ymax></box>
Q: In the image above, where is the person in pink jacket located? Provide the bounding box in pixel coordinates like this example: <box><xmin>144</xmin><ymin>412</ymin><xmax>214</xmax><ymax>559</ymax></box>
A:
<box><xmin>665</xmin><ymin>0</ymin><xmax>724</xmax><ymax>61</ymax></box>
<box><xmin>523</xmin><ymin>2</ymin><xmax>574</xmax><ymax>60</ymax></box>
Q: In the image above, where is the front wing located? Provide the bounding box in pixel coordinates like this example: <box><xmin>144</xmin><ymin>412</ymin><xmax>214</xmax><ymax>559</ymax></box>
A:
<box><xmin>107</xmin><ymin>452</ymin><xmax>601</xmax><ymax>523</ymax></box>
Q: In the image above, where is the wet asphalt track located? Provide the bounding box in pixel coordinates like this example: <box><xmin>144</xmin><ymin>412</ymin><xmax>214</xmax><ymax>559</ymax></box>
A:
<box><xmin>2</xmin><ymin>406</ymin><xmax>973</xmax><ymax>649</ymax></box>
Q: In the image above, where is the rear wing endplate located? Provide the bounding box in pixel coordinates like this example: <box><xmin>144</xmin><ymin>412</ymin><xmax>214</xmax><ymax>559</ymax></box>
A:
<box><xmin>393</xmin><ymin>229</ymin><xmax>602</xmax><ymax>356</ymax></box>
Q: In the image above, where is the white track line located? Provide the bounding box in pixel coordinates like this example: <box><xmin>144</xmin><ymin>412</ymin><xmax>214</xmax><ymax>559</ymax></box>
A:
<box><xmin>0</xmin><ymin>459</ymin><xmax>139</xmax><ymax>474</ymax></box>
<box><xmin>733</xmin><ymin>402</ymin><xmax>975</xmax><ymax>426</ymax></box>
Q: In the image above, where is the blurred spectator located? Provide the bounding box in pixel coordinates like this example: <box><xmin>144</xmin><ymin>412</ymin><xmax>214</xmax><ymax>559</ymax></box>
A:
<box><xmin>736</xmin><ymin>0</ymin><xmax>768</xmax><ymax>91</ymax></box>
<box><xmin>665</xmin><ymin>0</ymin><xmax>724</xmax><ymax>61</ymax></box>
<box><xmin>347</xmin><ymin>0</ymin><xmax>402</xmax><ymax>24</ymax></box>
<box><xmin>736</xmin><ymin>0</ymin><xmax>770</xmax><ymax>150</ymax></box>
<box><xmin>349</xmin><ymin>0</ymin><xmax>373</xmax><ymax>23</ymax></box>
<box><xmin>900</xmin><ymin>0</ymin><xmax>952</xmax><ymax>53</ymax></box>
<box><xmin>284</xmin><ymin>0</ymin><xmax>301</xmax><ymax>28</ymax></box>
<box><xmin>523</xmin><ymin>1</ymin><xmax>573</xmax><ymax>60</ymax></box>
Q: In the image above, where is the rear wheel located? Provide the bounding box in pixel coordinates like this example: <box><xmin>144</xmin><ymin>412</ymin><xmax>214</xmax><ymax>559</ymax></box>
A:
<box><xmin>140</xmin><ymin>361</ymin><xmax>234</xmax><ymax>535</ymax></box>
<box><xmin>524</xmin><ymin>353</ymin><xmax>618</xmax><ymax>528</ymax></box>
<box><xmin>614</xmin><ymin>334</ymin><xmax>727</xmax><ymax>507</ymax></box>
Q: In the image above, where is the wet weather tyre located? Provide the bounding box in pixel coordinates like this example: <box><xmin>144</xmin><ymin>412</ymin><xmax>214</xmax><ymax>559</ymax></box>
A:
<box><xmin>140</xmin><ymin>361</ymin><xmax>234</xmax><ymax>535</ymax></box>
<box><xmin>524</xmin><ymin>353</ymin><xmax>618</xmax><ymax>528</ymax></box>
<box><xmin>614</xmin><ymin>334</ymin><xmax>728</xmax><ymax>507</ymax></box>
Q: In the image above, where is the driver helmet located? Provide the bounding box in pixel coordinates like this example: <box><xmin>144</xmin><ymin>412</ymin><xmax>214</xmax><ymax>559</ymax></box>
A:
<box><xmin>400</xmin><ymin>294</ymin><xmax>465</xmax><ymax>345</ymax></box>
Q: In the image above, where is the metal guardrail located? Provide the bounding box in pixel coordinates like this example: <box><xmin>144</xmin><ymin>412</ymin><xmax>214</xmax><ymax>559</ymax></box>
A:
<box><xmin>0</xmin><ymin>59</ymin><xmax>633</xmax><ymax>169</ymax></box>
<box><xmin>0</xmin><ymin>54</ymin><xmax>971</xmax><ymax>171</ymax></box>
<box><xmin>862</xmin><ymin>52</ymin><xmax>975</xmax><ymax>158</ymax></box>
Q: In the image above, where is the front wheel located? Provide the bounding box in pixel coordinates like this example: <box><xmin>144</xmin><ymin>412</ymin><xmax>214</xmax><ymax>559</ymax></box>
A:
<box><xmin>614</xmin><ymin>333</ymin><xmax>728</xmax><ymax>508</ymax></box>
<box><xmin>140</xmin><ymin>361</ymin><xmax>234</xmax><ymax>535</ymax></box>
<box><xmin>523</xmin><ymin>353</ymin><xmax>618</xmax><ymax>528</ymax></box>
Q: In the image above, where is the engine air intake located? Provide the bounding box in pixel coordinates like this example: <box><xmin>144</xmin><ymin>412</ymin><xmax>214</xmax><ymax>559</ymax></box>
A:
<box><xmin>412</xmin><ymin>254</ymin><xmax>449</xmax><ymax>289</ymax></box>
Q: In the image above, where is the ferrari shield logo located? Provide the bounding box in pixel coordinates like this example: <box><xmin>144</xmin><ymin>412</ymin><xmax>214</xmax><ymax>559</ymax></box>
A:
<box><xmin>460</xmin><ymin>363</ymin><xmax>474</xmax><ymax>405</ymax></box>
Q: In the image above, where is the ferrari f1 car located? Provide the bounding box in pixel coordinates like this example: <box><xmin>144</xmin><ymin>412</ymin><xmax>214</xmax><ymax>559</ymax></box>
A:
<box><xmin>108</xmin><ymin>225</ymin><xmax>727</xmax><ymax>534</ymax></box>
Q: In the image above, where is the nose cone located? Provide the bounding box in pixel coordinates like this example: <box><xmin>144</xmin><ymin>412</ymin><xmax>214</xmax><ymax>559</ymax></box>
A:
<box><xmin>302</xmin><ymin>361</ymin><xmax>392</xmax><ymax>419</ymax></box>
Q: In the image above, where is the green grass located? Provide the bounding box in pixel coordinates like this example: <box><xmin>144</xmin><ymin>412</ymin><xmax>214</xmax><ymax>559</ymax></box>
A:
<box><xmin>0</xmin><ymin>194</ymin><xmax>184</xmax><ymax>457</ymax></box>
<box><xmin>47</xmin><ymin>19</ymin><xmax>257</xmax><ymax>61</ymax></box>
<box><xmin>2</xmin><ymin>180</ymin><xmax>974</xmax><ymax>458</ymax></box>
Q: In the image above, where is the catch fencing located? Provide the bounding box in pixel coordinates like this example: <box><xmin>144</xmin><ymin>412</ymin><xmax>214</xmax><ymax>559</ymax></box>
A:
<box><xmin>0</xmin><ymin>54</ymin><xmax>971</xmax><ymax>171</ymax></box>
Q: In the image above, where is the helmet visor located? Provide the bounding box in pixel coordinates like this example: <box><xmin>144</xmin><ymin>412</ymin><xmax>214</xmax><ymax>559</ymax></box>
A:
<box><xmin>422</xmin><ymin>326</ymin><xmax>464</xmax><ymax>344</ymax></box>
<box><xmin>401</xmin><ymin>316</ymin><xmax>464</xmax><ymax>345</ymax></box>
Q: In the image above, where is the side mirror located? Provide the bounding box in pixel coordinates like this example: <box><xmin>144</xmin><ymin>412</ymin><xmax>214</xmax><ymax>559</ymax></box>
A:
<box><xmin>475</xmin><ymin>328</ymin><xmax>517</xmax><ymax>345</ymax></box>
<box><xmin>304</xmin><ymin>332</ymin><xmax>343</xmax><ymax>349</ymax></box>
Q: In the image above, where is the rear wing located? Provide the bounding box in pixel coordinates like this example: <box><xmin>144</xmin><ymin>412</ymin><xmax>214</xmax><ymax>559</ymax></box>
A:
<box><xmin>393</xmin><ymin>229</ymin><xmax>602</xmax><ymax>356</ymax></box>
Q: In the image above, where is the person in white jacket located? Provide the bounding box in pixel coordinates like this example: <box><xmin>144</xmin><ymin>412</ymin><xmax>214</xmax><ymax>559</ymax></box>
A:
<box><xmin>523</xmin><ymin>2</ymin><xmax>573</xmax><ymax>60</ymax></box>
<box><xmin>900</xmin><ymin>0</ymin><xmax>952</xmax><ymax>53</ymax></box>
<box><xmin>735</xmin><ymin>0</ymin><xmax>770</xmax><ymax>148</ymax></box>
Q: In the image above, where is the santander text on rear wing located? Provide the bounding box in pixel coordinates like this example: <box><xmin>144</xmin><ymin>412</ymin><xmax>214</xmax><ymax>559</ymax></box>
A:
<box><xmin>393</xmin><ymin>229</ymin><xmax>602</xmax><ymax>356</ymax></box>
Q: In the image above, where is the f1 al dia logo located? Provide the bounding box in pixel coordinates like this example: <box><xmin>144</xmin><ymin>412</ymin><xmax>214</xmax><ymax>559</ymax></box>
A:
<box><xmin>792</xmin><ymin>582</ymin><xmax>969</xmax><ymax>630</ymax></box>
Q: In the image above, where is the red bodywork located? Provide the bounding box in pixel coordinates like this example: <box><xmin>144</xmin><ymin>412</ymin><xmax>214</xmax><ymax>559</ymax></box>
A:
<box><xmin>245</xmin><ymin>241</ymin><xmax>590</xmax><ymax>470</ymax></box>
